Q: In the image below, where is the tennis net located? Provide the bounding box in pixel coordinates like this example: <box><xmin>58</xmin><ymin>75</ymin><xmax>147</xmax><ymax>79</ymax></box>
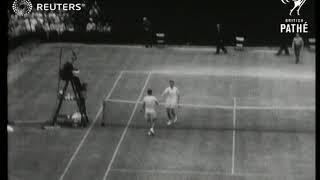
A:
<box><xmin>101</xmin><ymin>98</ymin><xmax>315</xmax><ymax>133</ymax></box>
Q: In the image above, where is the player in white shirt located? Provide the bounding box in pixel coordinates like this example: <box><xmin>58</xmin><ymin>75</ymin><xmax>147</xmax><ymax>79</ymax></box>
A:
<box><xmin>292</xmin><ymin>33</ymin><xmax>304</xmax><ymax>64</ymax></box>
<box><xmin>161</xmin><ymin>80</ymin><xmax>180</xmax><ymax>126</ymax></box>
<box><xmin>142</xmin><ymin>89</ymin><xmax>159</xmax><ymax>136</ymax></box>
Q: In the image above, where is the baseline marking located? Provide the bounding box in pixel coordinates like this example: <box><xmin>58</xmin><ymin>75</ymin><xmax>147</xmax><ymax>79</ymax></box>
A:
<box><xmin>110</xmin><ymin>168</ymin><xmax>271</xmax><ymax>177</ymax></box>
<box><xmin>249</xmin><ymin>49</ymin><xmax>277</xmax><ymax>53</ymax></box>
<box><xmin>121</xmin><ymin>70</ymin><xmax>314</xmax><ymax>80</ymax></box>
<box><xmin>106</xmin><ymin>98</ymin><xmax>315</xmax><ymax>111</ymax></box>
<box><xmin>14</xmin><ymin>120</ymin><xmax>44</xmax><ymax>124</ymax></box>
<box><xmin>238</xmin><ymin>106</ymin><xmax>315</xmax><ymax>110</ymax></box>
<box><xmin>102</xmin><ymin>72</ymin><xmax>151</xmax><ymax>180</ymax></box>
<box><xmin>58</xmin><ymin>71</ymin><xmax>124</xmax><ymax>180</ymax></box>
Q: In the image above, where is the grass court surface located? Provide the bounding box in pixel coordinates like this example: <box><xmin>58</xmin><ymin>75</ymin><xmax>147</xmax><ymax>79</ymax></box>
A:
<box><xmin>8</xmin><ymin>44</ymin><xmax>315</xmax><ymax>180</ymax></box>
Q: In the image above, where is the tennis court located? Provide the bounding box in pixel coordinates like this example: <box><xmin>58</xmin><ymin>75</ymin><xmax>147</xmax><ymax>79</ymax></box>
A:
<box><xmin>8</xmin><ymin>44</ymin><xmax>315</xmax><ymax>180</ymax></box>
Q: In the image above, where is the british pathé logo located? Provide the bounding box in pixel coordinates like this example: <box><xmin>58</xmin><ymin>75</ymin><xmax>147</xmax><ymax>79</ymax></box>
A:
<box><xmin>280</xmin><ymin>19</ymin><xmax>308</xmax><ymax>33</ymax></box>
<box><xmin>12</xmin><ymin>0</ymin><xmax>33</xmax><ymax>16</ymax></box>
<box><xmin>279</xmin><ymin>0</ymin><xmax>309</xmax><ymax>33</ymax></box>
<box><xmin>281</xmin><ymin>0</ymin><xmax>307</xmax><ymax>16</ymax></box>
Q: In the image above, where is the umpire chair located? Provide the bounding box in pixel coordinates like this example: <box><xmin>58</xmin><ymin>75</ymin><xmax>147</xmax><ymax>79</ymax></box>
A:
<box><xmin>49</xmin><ymin>61</ymin><xmax>89</xmax><ymax>128</ymax></box>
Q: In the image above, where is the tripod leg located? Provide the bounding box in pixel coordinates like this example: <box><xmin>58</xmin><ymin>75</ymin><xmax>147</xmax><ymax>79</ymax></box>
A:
<box><xmin>80</xmin><ymin>98</ymin><xmax>89</xmax><ymax>125</ymax></box>
<box><xmin>71</xmin><ymin>80</ymin><xmax>89</xmax><ymax>126</ymax></box>
<box><xmin>70</xmin><ymin>80</ymin><xmax>82</xmax><ymax>111</ymax></box>
<box><xmin>52</xmin><ymin>81</ymin><xmax>69</xmax><ymax>125</ymax></box>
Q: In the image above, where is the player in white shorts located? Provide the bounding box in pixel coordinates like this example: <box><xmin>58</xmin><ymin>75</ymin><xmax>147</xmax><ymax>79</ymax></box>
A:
<box><xmin>161</xmin><ymin>80</ymin><xmax>180</xmax><ymax>126</ymax></box>
<box><xmin>142</xmin><ymin>89</ymin><xmax>159</xmax><ymax>136</ymax></box>
<box><xmin>292</xmin><ymin>33</ymin><xmax>304</xmax><ymax>64</ymax></box>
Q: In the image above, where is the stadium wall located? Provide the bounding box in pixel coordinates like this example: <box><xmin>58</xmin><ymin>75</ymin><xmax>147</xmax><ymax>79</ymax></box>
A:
<box><xmin>8</xmin><ymin>1</ymin><xmax>315</xmax><ymax>48</ymax></box>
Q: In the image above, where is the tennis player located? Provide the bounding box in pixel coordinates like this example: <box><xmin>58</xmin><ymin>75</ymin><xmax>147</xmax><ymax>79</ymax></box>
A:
<box><xmin>142</xmin><ymin>89</ymin><xmax>159</xmax><ymax>136</ymax></box>
<box><xmin>161</xmin><ymin>80</ymin><xmax>180</xmax><ymax>126</ymax></box>
<box><xmin>292</xmin><ymin>33</ymin><xmax>304</xmax><ymax>64</ymax></box>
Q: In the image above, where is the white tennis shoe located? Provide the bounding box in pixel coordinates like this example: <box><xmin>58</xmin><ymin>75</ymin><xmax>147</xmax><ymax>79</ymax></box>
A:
<box><xmin>150</xmin><ymin>128</ymin><xmax>155</xmax><ymax>135</ymax></box>
<box><xmin>173</xmin><ymin>115</ymin><xmax>178</xmax><ymax>123</ymax></box>
<box><xmin>7</xmin><ymin>125</ymin><xmax>14</xmax><ymax>132</ymax></box>
<box><xmin>148</xmin><ymin>128</ymin><xmax>155</xmax><ymax>136</ymax></box>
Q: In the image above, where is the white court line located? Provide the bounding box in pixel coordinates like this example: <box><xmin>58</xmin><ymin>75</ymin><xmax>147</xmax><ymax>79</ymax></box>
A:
<box><xmin>110</xmin><ymin>168</ymin><xmax>270</xmax><ymax>177</ymax></box>
<box><xmin>107</xmin><ymin>99</ymin><xmax>139</xmax><ymax>104</ymax></box>
<box><xmin>14</xmin><ymin>120</ymin><xmax>44</xmax><ymax>124</ymax></box>
<box><xmin>249</xmin><ymin>49</ymin><xmax>277</xmax><ymax>53</ymax></box>
<box><xmin>107</xmin><ymin>98</ymin><xmax>233</xmax><ymax>109</ymax></box>
<box><xmin>58</xmin><ymin>71</ymin><xmax>124</xmax><ymax>180</ymax></box>
<box><xmin>231</xmin><ymin>97</ymin><xmax>236</xmax><ymax>175</ymax></box>
<box><xmin>122</xmin><ymin>70</ymin><xmax>149</xmax><ymax>74</ymax></box>
<box><xmin>238</xmin><ymin>106</ymin><xmax>315</xmax><ymax>110</ymax></box>
<box><xmin>121</xmin><ymin>70</ymin><xmax>315</xmax><ymax>80</ymax></box>
<box><xmin>102</xmin><ymin>72</ymin><xmax>151</xmax><ymax>180</ymax></box>
<box><xmin>170</xmin><ymin>46</ymin><xmax>216</xmax><ymax>52</ymax></box>
<box><xmin>233</xmin><ymin>98</ymin><xmax>237</xmax><ymax>128</ymax></box>
<box><xmin>106</xmin><ymin>98</ymin><xmax>315</xmax><ymax>111</ymax></box>
<box><xmin>180</xmin><ymin>103</ymin><xmax>231</xmax><ymax>110</ymax></box>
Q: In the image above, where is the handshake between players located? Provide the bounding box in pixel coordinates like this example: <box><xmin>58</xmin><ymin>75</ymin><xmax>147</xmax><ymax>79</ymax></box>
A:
<box><xmin>141</xmin><ymin>80</ymin><xmax>180</xmax><ymax>136</ymax></box>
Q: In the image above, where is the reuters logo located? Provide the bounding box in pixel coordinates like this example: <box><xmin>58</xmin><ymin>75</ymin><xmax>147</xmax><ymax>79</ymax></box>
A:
<box><xmin>12</xmin><ymin>0</ymin><xmax>33</xmax><ymax>16</ymax></box>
